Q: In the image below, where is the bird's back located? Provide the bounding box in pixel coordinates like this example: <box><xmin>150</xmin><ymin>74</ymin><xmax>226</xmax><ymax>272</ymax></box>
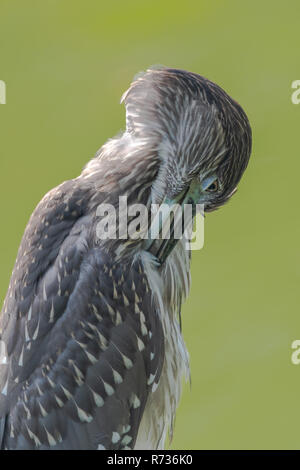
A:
<box><xmin>0</xmin><ymin>177</ymin><xmax>171</xmax><ymax>449</ymax></box>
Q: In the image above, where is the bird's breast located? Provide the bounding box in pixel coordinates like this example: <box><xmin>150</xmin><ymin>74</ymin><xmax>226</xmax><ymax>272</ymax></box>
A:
<box><xmin>135</xmin><ymin>240</ymin><xmax>191</xmax><ymax>449</ymax></box>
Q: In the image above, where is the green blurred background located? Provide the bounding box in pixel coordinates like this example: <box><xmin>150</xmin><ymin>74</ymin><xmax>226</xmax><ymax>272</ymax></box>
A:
<box><xmin>0</xmin><ymin>0</ymin><xmax>299</xmax><ymax>449</ymax></box>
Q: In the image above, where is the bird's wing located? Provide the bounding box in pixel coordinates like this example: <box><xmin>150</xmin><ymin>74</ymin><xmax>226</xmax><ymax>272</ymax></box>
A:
<box><xmin>0</xmin><ymin>181</ymin><xmax>164</xmax><ymax>449</ymax></box>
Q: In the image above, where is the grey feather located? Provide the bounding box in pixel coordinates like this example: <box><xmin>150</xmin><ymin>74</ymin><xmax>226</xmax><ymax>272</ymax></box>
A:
<box><xmin>0</xmin><ymin>66</ymin><xmax>251</xmax><ymax>449</ymax></box>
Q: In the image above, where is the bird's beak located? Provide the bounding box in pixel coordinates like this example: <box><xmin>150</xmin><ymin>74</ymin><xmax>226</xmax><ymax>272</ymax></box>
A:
<box><xmin>146</xmin><ymin>187</ymin><xmax>195</xmax><ymax>265</ymax></box>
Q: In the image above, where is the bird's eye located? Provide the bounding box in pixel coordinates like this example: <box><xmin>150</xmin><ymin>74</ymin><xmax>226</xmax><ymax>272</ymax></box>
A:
<box><xmin>206</xmin><ymin>180</ymin><xmax>219</xmax><ymax>192</ymax></box>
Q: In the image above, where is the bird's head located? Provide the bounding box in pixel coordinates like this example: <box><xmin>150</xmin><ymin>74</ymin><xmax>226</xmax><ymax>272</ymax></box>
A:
<box><xmin>122</xmin><ymin>67</ymin><xmax>252</xmax><ymax>212</ymax></box>
<box><xmin>89</xmin><ymin>67</ymin><xmax>252</xmax><ymax>263</ymax></box>
<box><xmin>120</xmin><ymin>67</ymin><xmax>252</xmax><ymax>263</ymax></box>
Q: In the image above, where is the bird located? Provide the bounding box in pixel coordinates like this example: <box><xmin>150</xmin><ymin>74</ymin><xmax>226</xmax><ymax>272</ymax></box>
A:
<box><xmin>0</xmin><ymin>67</ymin><xmax>252</xmax><ymax>450</ymax></box>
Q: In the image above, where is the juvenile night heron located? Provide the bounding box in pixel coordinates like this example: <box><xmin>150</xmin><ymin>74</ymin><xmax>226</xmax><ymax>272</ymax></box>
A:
<box><xmin>0</xmin><ymin>67</ymin><xmax>251</xmax><ymax>450</ymax></box>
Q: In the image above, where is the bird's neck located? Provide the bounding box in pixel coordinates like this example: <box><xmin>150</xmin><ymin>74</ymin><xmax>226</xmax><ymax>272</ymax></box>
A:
<box><xmin>79</xmin><ymin>133</ymin><xmax>160</xmax><ymax>261</ymax></box>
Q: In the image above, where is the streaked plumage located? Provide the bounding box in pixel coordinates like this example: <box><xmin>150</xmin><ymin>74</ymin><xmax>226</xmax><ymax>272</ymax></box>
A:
<box><xmin>0</xmin><ymin>67</ymin><xmax>251</xmax><ymax>449</ymax></box>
